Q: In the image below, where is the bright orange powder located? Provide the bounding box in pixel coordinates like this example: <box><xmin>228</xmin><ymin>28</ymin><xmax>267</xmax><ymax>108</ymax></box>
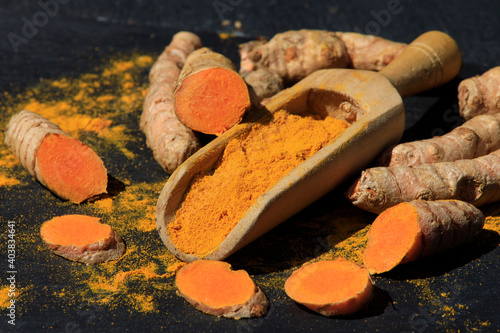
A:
<box><xmin>168</xmin><ymin>110</ymin><xmax>349</xmax><ymax>256</ymax></box>
<box><xmin>40</xmin><ymin>215</ymin><xmax>113</xmax><ymax>247</ymax></box>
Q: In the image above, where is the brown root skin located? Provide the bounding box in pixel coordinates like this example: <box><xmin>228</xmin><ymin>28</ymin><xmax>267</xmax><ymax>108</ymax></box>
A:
<box><xmin>175</xmin><ymin>260</ymin><xmax>269</xmax><ymax>319</ymax></box>
<box><xmin>238</xmin><ymin>29</ymin><xmax>407</xmax><ymax>86</ymax></box>
<box><xmin>242</xmin><ymin>68</ymin><xmax>284</xmax><ymax>107</ymax></box>
<box><xmin>141</xmin><ymin>31</ymin><xmax>202</xmax><ymax>174</ymax></box>
<box><xmin>284</xmin><ymin>258</ymin><xmax>373</xmax><ymax>317</ymax></box>
<box><xmin>335</xmin><ymin>32</ymin><xmax>407</xmax><ymax>71</ymax></box>
<box><xmin>40</xmin><ymin>215</ymin><xmax>126</xmax><ymax>265</ymax></box>
<box><xmin>363</xmin><ymin>200</ymin><xmax>484</xmax><ymax>274</ymax></box>
<box><xmin>378</xmin><ymin>113</ymin><xmax>500</xmax><ymax>167</ymax></box>
<box><xmin>4</xmin><ymin>110</ymin><xmax>108</xmax><ymax>204</ymax></box>
<box><xmin>347</xmin><ymin>149</ymin><xmax>500</xmax><ymax>214</ymax></box>
<box><xmin>174</xmin><ymin>47</ymin><xmax>251</xmax><ymax>135</ymax></box>
<box><xmin>458</xmin><ymin>66</ymin><xmax>500</xmax><ymax>121</ymax></box>
<box><xmin>239</xmin><ymin>29</ymin><xmax>350</xmax><ymax>85</ymax></box>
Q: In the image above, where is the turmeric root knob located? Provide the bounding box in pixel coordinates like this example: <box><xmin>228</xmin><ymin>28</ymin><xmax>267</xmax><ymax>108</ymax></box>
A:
<box><xmin>174</xmin><ymin>48</ymin><xmax>251</xmax><ymax>135</ymax></box>
<box><xmin>363</xmin><ymin>200</ymin><xmax>484</xmax><ymax>274</ymax></box>
<box><xmin>40</xmin><ymin>215</ymin><xmax>126</xmax><ymax>264</ymax></box>
<box><xmin>175</xmin><ymin>260</ymin><xmax>269</xmax><ymax>319</ymax></box>
<box><xmin>284</xmin><ymin>258</ymin><xmax>373</xmax><ymax>317</ymax></box>
<box><xmin>458</xmin><ymin>66</ymin><xmax>500</xmax><ymax>120</ymax></box>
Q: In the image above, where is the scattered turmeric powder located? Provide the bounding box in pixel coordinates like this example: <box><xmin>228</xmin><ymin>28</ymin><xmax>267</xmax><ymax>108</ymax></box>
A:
<box><xmin>4</xmin><ymin>110</ymin><xmax>108</xmax><ymax>203</ymax></box>
<box><xmin>347</xmin><ymin>148</ymin><xmax>500</xmax><ymax>214</ymax></box>
<box><xmin>378</xmin><ymin>113</ymin><xmax>500</xmax><ymax>167</ymax></box>
<box><xmin>168</xmin><ymin>110</ymin><xmax>349</xmax><ymax>257</ymax></box>
<box><xmin>174</xmin><ymin>47</ymin><xmax>252</xmax><ymax>135</ymax></box>
<box><xmin>363</xmin><ymin>200</ymin><xmax>484</xmax><ymax>274</ymax></box>
<box><xmin>284</xmin><ymin>257</ymin><xmax>373</xmax><ymax>316</ymax></box>
<box><xmin>458</xmin><ymin>66</ymin><xmax>500</xmax><ymax>120</ymax></box>
<box><xmin>175</xmin><ymin>260</ymin><xmax>269</xmax><ymax>319</ymax></box>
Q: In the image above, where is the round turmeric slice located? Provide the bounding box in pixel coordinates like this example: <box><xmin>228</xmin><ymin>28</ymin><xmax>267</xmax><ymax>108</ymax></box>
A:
<box><xmin>40</xmin><ymin>215</ymin><xmax>126</xmax><ymax>264</ymax></box>
<box><xmin>284</xmin><ymin>257</ymin><xmax>373</xmax><ymax>317</ymax></box>
<box><xmin>175</xmin><ymin>260</ymin><xmax>269</xmax><ymax>319</ymax></box>
<box><xmin>36</xmin><ymin>133</ymin><xmax>108</xmax><ymax>203</ymax></box>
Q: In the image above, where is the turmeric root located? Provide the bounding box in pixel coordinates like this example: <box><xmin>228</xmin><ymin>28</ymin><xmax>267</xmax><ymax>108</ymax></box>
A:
<box><xmin>40</xmin><ymin>215</ymin><xmax>126</xmax><ymax>264</ymax></box>
<box><xmin>173</xmin><ymin>47</ymin><xmax>252</xmax><ymax>135</ymax></box>
<box><xmin>175</xmin><ymin>260</ymin><xmax>269</xmax><ymax>319</ymax></box>
<box><xmin>335</xmin><ymin>31</ymin><xmax>407</xmax><ymax>71</ymax></box>
<box><xmin>4</xmin><ymin>110</ymin><xmax>108</xmax><ymax>203</ymax></box>
<box><xmin>239</xmin><ymin>29</ymin><xmax>406</xmax><ymax>85</ymax></box>
<box><xmin>242</xmin><ymin>68</ymin><xmax>284</xmax><ymax>106</ymax></box>
<box><xmin>346</xmin><ymin>149</ymin><xmax>500</xmax><ymax>214</ymax></box>
<box><xmin>458</xmin><ymin>66</ymin><xmax>500</xmax><ymax>120</ymax></box>
<box><xmin>284</xmin><ymin>258</ymin><xmax>373</xmax><ymax>317</ymax></box>
<box><xmin>378</xmin><ymin>113</ymin><xmax>500</xmax><ymax>167</ymax></box>
<box><xmin>141</xmin><ymin>31</ymin><xmax>202</xmax><ymax>174</ymax></box>
<box><xmin>363</xmin><ymin>200</ymin><xmax>484</xmax><ymax>274</ymax></box>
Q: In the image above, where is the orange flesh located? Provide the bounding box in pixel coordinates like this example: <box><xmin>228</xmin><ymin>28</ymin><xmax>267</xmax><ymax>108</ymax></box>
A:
<box><xmin>36</xmin><ymin>133</ymin><xmax>108</xmax><ymax>203</ymax></box>
<box><xmin>40</xmin><ymin>215</ymin><xmax>113</xmax><ymax>247</ymax></box>
<box><xmin>175</xmin><ymin>260</ymin><xmax>255</xmax><ymax>308</ymax></box>
<box><xmin>285</xmin><ymin>258</ymin><xmax>370</xmax><ymax>305</ymax></box>
<box><xmin>174</xmin><ymin>67</ymin><xmax>250</xmax><ymax>134</ymax></box>
<box><xmin>363</xmin><ymin>202</ymin><xmax>422</xmax><ymax>274</ymax></box>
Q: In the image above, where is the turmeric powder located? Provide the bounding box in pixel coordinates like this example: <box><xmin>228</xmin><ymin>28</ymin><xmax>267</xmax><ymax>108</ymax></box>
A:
<box><xmin>168</xmin><ymin>110</ymin><xmax>349</xmax><ymax>257</ymax></box>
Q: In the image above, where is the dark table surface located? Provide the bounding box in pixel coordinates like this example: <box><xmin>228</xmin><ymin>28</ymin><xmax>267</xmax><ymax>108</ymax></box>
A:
<box><xmin>1</xmin><ymin>1</ymin><xmax>500</xmax><ymax>332</ymax></box>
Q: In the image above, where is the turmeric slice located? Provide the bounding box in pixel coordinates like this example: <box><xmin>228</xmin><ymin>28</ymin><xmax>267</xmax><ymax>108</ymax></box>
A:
<box><xmin>174</xmin><ymin>47</ymin><xmax>251</xmax><ymax>135</ymax></box>
<box><xmin>378</xmin><ymin>113</ymin><xmax>500</xmax><ymax>167</ymax></box>
<box><xmin>40</xmin><ymin>215</ymin><xmax>126</xmax><ymax>264</ymax></box>
<box><xmin>239</xmin><ymin>29</ymin><xmax>406</xmax><ymax>85</ymax></box>
<box><xmin>363</xmin><ymin>200</ymin><xmax>484</xmax><ymax>274</ymax></box>
<box><xmin>4</xmin><ymin>110</ymin><xmax>107</xmax><ymax>203</ymax></box>
<box><xmin>346</xmin><ymin>149</ymin><xmax>500</xmax><ymax>214</ymax></box>
<box><xmin>175</xmin><ymin>260</ymin><xmax>269</xmax><ymax>319</ymax></box>
<box><xmin>141</xmin><ymin>31</ymin><xmax>202</xmax><ymax>174</ymax></box>
<box><xmin>284</xmin><ymin>258</ymin><xmax>373</xmax><ymax>317</ymax></box>
<box><xmin>458</xmin><ymin>66</ymin><xmax>500</xmax><ymax>120</ymax></box>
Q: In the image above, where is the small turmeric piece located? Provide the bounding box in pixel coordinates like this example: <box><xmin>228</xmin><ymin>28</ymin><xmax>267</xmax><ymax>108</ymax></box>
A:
<box><xmin>141</xmin><ymin>31</ymin><xmax>202</xmax><ymax>173</ymax></box>
<box><xmin>378</xmin><ymin>113</ymin><xmax>500</xmax><ymax>167</ymax></box>
<box><xmin>239</xmin><ymin>29</ymin><xmax>406</xmax><ymax>85</ymax></box>
<box><xmin>175</xmin><ymin>260</ymin><xmax>269</xmax><ymax>319</ymax></box>
<box><xmin>363</xmin><ymin>200</ymin><xmax>484</xmax><ymax>274</ymax></box>
<box><xmin>284</xmin><ymin>258</ymin><xmax>373</xmax><ymax>317</ymax></box>
<box><xmin>40</xmin><ymin>215</ymin><xmax>126</xmax><ymax>264</ymax></box>
<box><xmin>173</xmin><ymin>47</ymin><xmax>252</xmax><ymax>135</ymax></box>
<box><xmin>4</xmin><ymin>110</ymin><xmax>108</xmax><ymax>203</ymax></box>
<box><xmin>458</xmin><ymin>66</ymin><xmax>500</xmax><ymax>120</ymax></box>
<box><xmin>347</xmin><ymin>149</ymin><xmax>500</xmax><ymax>214</ymax></box>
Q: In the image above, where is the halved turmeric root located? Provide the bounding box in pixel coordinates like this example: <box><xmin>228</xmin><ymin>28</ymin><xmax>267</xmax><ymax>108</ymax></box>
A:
<box><xmin>285</xmin><ymin>258</ymin><xmax>373</xmax><ymax>317</ymax></box>
<box><xmin>175</xmin><ymin>260</ymin><xmax>269</xmax><ymax>319</ymax></box>
<box><xmin>4</xmin><ymin>110</ymin><xmax>108</xmax><ymax>203</ymax></box>
<box><xmin>40</xmin><ymin>215</ymin><xmax>126</xmax><ymax>264</ymax></box>
<box><xmin>174</xmin><ymin>47</ymin><xmax>252</xmax><ymax>135</ymax></box>
<box><xmin>363</xmin><ymin>200</ymin><xmax>484</xmax><ymax>274</ymax></box>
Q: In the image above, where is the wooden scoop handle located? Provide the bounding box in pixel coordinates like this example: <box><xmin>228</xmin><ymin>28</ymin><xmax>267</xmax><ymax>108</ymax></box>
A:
<box><xmin>380</xmin><ymin>30</ymin><xmax>462</xmax><ymax>98</ymax></box>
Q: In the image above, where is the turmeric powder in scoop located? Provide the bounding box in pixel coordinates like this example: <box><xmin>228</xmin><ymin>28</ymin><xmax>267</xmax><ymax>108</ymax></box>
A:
<box><xmin>168</xmin><ymin>110</ymin><xmax>349</xmax><ymax>257</ymax></box>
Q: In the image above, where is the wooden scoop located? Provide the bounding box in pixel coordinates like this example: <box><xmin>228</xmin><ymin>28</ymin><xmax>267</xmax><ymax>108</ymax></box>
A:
<box><xmin>156</xmin><ymin>31</ymin><xmax>462</xmax><ymax>262</ymax></box>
